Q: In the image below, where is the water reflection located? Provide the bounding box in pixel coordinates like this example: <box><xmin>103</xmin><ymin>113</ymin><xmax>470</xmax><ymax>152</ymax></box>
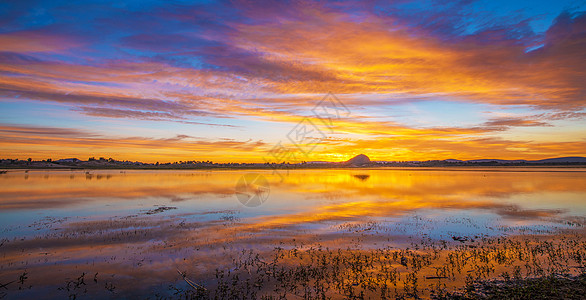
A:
<box><xmin>1</xmin><ymin>169</ymin><xmax>585</xmax><ymax>233</ymax></box>
<box><xmin>0</xmin><ymin>168</ymin><xmax>585</xmax><ymax>298</ymax></box>
<box><xmin>352</xmin><ymin>174</ymin><xmax>370</xmax><ymax>181</ymax></box>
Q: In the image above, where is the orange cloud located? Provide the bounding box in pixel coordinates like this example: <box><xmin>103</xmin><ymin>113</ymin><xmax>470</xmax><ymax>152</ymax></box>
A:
<box><xmin>309</xmin><ymin>136</ymin><xmax>586</xmax><ymax>161</ymax></box>
<box><xmin>231</xmin><ymin>7</ymin><xmax>586</xmax><ymax>109</ymax></box>
<box><xmin>0</xmin><ymin>6</ymin><xmax>584</xmax><ymax>161</ymax></box>
<box><xmin>0</xmin><ymin>124</ymin><xmax>266</xmax><ymax>162</ymax></box>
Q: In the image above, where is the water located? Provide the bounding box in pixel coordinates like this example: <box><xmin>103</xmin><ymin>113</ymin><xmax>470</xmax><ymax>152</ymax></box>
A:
<box><xmin>1</xmin><ymin>168</ymin><xmax>585</xmax><ymax>298</ymax></box>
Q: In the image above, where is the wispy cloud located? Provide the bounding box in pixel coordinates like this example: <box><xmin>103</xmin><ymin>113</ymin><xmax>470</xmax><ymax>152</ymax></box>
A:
<box><xmin>0</xmin><ymin>1</ymin><xmax>584</xmax><ymax>160</ymax></box>
<box><xmin>0</xmin><ymin>124</ymin><xmax>265</xmax><ymax>161</ymax></box>
<box><xmin>482</xmin><ymin>117</ymin><xmax>552</xmax><ymax>128</ymax></box>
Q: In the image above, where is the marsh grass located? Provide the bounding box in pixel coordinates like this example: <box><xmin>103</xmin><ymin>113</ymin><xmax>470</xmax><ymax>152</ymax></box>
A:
<box><xmin>1</xmin><ymin>206</ymin><xmax>585</xmax><ymax>299</ymax></box>
<box><xmin>165</xmin><ymin>231</ymin><xmax>586</xmax><ymax>299</ymax></box>
<box><xmin>437</xmin><ymin>273</ymin><xmax>586</xmax><ymax>299</ymax></box>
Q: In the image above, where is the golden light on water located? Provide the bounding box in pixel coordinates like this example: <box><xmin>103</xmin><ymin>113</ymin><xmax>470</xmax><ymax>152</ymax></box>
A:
<box><xmin>1</xmin><ymin>169</ymin><xmax>585</xmax><ymax>297</ymax></box>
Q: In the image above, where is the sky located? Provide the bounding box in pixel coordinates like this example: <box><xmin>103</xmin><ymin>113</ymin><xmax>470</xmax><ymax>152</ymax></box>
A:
<box><xmin>0</xmin><ymin>0</ymin><xmax>585</xmax><ymax>163</ymax></box>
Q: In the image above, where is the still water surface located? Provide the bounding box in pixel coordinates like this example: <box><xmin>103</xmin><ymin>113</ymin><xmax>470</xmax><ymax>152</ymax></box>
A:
<box><xmin>1</xmin><ymin>168</ymin><xmax>585</xmax><ymax>298</ymax></box>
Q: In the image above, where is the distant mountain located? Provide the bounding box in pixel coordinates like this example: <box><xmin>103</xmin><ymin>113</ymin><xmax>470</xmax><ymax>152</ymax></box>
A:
<box><xmin>345</xmin><ymin>154</ymin><xmax>371</xmax><ymax>166</ymax></box>
<box><xmin>373</xmin><ymin>156</ymin><xmax>586</xmax><ymax>166</ymax></box>
<box><xmin>463</xmin><ymin>157</ymin><xmax>586</xmax><ymax>164</ymax></box>
<box><xmin>466</xmin><ymin>159</ymin><xmax>527</xmax><ymax>163</ymax></box>
<box><xmin>532</xmin><ymin>157</ymin><xmax>586</xmax><ymax>163</ymax></box>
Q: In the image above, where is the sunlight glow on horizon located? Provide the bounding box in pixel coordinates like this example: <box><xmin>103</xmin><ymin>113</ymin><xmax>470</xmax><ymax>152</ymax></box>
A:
<box><xmin>0</xmin><ymin>0</ymin><xmax>585</xmax><ymax>162</ymax></box>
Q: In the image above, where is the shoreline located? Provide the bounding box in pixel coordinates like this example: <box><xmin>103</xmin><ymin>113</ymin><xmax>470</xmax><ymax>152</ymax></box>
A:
<box><xmin>2</xmin><ymin>164</ymin><xmax>586</xmax><ymax>171</ymax></box>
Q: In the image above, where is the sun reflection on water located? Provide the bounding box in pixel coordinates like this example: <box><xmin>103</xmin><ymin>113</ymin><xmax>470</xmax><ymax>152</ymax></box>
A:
<box><xmin>0</xmin><ymin>168</ymin><xmax>585</xmax><ymax>298</ymax></box>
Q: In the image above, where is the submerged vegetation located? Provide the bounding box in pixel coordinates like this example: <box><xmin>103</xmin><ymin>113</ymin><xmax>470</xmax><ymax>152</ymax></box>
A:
<box><xmin>165</xmin><ymin>232</ymin><xmax>586</xmax><ymax>299</ymax></box>
<box><xmin>2</xmin><ymin>213</ymin><xmax>584</xmax><ymax>299</ymax></box>
<box><xmin>440</xmin><ymin>273</ymin><xmax>586</xmax><ymax>299</ymax></box>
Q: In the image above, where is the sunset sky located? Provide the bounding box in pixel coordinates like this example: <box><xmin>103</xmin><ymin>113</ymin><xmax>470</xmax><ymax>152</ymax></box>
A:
<box><xmin>0</xmin><ymin>0</ymin><xmax>585</xmax><ymax>162</ymax></box>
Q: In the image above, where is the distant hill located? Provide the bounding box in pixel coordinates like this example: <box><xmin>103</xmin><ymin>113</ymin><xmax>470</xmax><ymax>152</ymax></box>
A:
<box><xmin>466</xmin><ymin>159</ymin><xmax>527</xmax><ymax>163</ymax></box>
<box><xmin>463</xmin><ymin>157</ymin><xmax>586</xmax><ymax>164</ymax></box>
<box><xmin>372</xmin><ymin>156</ymin><xmax>586</xmax><ymax>166</ymax></box>
<box><xmin>345</xmin><ymin>154</ymin><xmax>371</xmax><ymax>166</ymax></box>
<box><xmin>532</xmin><ymin>157</ymin><xmax>586</xmax><ymax>163</ymax></box>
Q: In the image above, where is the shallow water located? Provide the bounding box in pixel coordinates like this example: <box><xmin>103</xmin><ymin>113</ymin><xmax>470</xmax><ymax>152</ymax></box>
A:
<box><xmin>1</xmin><ymin>168</ymin><xmax>585</xmax><ymax>298</ymax></box>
